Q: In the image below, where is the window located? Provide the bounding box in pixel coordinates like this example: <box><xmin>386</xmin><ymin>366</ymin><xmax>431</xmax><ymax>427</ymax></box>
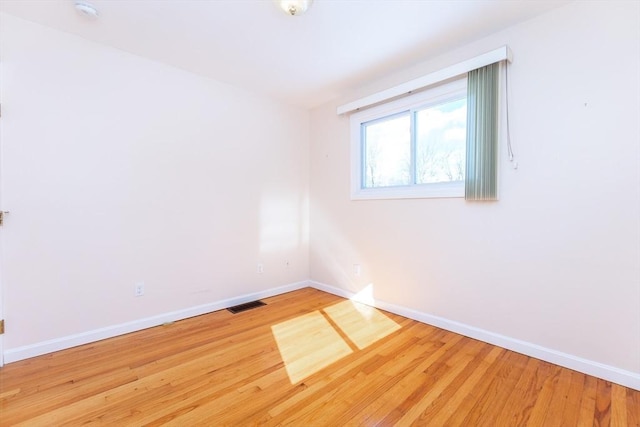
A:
<box><xmin>351</xmin><ymin>78</ymin><xmax>468</xmax><ymax>200</ymax></box>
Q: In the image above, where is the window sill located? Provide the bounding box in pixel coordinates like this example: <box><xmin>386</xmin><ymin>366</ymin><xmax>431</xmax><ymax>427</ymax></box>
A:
<box><xmin>351</xmin><ymin>182</ymin><xmax>464</xmax><ymax>201</ymax></box>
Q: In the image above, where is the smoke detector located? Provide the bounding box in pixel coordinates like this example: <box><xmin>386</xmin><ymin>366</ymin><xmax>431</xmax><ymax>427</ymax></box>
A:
<box><xmin>74</xmin><ymin>1</ymin><xmax>99</xmax><ymax>19</ymax></box>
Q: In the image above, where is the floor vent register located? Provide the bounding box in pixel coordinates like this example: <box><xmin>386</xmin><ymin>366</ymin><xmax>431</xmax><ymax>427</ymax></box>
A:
<box><xmin>227</xmin><ymin>300</ymin><xmax>266</xmax><ymax>314</ymax></box>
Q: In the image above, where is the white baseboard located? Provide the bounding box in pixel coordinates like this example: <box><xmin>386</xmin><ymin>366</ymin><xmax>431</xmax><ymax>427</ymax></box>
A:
<box><xmin>6</xmin><ymin>280</ymin><xmax>639</xmax><ymax>391</ymax></box>
<box><xmin>310</xmin><ymin>280</ymin><xmax>640</xmax><ymax>391</ymax></box>
<box><xmin>4</xmin><ymin>281</ymin><xmax>309</xmax><ymax>364</ymax></box>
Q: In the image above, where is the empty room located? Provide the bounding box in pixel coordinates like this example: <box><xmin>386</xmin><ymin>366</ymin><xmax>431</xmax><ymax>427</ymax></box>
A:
<box><xmin>0</xmin><ymin>0</ymin><xmax>638</xmax><ymax>425</ymax></box>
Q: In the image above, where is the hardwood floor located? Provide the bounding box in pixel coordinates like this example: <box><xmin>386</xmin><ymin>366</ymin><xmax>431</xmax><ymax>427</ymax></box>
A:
<box><xmin>1</xmin><ymin>287</ymin><xmax>638</xmax><ymax>426</ymax></box>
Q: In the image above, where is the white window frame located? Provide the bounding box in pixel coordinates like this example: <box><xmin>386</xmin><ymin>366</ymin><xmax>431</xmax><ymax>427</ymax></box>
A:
<box><xmin>350</xmin><ymin>77</ymin><xmax>468</xmax><ymax>200</ymax></box>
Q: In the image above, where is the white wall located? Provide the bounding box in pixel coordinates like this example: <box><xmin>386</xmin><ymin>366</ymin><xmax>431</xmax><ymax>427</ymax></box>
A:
<box><xmin>0</xmin><ymin>14</ymin><xmax>309</xmax><ymax>352</ymax></box>
<box><xmin>310</xmin><ymin>0</ymin><xmax>640</xmax><ymax>376</ymax></box>
<box><xmin>2</xmin><ymin>1</ymin><xmax>639</xmax><ymax>387</ymax></box>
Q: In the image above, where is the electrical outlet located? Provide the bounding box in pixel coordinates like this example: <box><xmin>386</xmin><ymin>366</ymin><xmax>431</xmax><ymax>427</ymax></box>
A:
<box><xmin>135</xmin><ymin>282</ymin><xmax>145</xmax><ymax>297</ymax></box>
<box><xmin>353</xmin><ymin>264</ymin><xmax>361</xmax><ymax>277</ymax></box>
<box><xmin>257</xmin><ymin>264</ymin><xmax>264</xmax><ymax>274</ymax></box>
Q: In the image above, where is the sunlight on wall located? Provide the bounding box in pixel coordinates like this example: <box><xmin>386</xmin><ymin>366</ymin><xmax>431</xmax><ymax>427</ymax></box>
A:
<box><xmin>310</xmin><ymin>207</ymin><xmax>366</xmax><ymax>290</ymax></box>
<box><xmin>271</xmin><ymin>297</ymin><xmax>401</xmax><ymax>384</ymax></box>
<box><xmin>350</xmin><ymin>283</ymin><xmax>375</xmax><ymax>306</ymax></box>
<box><xmin>259</xmin><ymin>190</ymin><xmax>303</xmax><ymax>253</ymax></box>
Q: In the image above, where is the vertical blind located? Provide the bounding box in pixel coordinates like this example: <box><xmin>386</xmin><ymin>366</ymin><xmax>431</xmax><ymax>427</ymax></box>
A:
<box><xmin>465</xmin><ymin>62</ymin><xmax>499</xmax><ymax>201</ymax></box>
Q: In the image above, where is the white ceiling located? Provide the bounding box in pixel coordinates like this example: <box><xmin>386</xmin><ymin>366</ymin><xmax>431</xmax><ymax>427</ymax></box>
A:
<box><xmin>0</xmin><ymin>0</ymin><xmax>570</xmax><ymax>109</ymax></box>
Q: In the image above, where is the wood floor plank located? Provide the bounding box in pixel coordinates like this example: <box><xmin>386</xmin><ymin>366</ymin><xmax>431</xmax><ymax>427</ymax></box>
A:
<box><xmin>269</xmin><ymin>324</ymin><xmax>424</xmax><ymax>421</ymax></box>
<box><xmin>491</xmin><ymin>355</ymin><xmax>554</xmax><ymax>426</ymax></box>
<box><xmin>347</xmin><ymin>337</ymin><xmax>487</xmax><ymax>425</ymax></box>
<box><xmin>259</xmin><ymin>320</ymin><xmax>430</xmax><ymax>424</ymax></box>
<box><xmin>337</xmin><ymin>336</ymin><xmax>481</xmax><ymax>426</ymax></box>
<box><xmin>277</xmin><ymin>331</ymin><xmax>463</xmax><ymax>425</ymax></box>
<box><xmin>577</xmin><ymin>374</ymin><xmax>599</xmax><ymax>426</ymax></box>
<box><xmin>435</xmin><ymin>343</ymin><xmax>515</xmax><ymax>427</ymax></box>
<box><xmin>1</xmin><ymin>287</ymin><xmax>638</xmax><ymax>426</ymax></box>
<box><xmin>595</xmin><ymin>379</ymin><xmax>613</xmax><ymax>426</ymax></box>
<box><xmin>611</xmin><ymin>383</ymin><xmax>628</xmax><ymax>427</ymax></box>
<box><xmin>629</xmin><ymin>386</ymin><xmax>640</xmax><ymax>427</ymax></box>
<box><xmin>412</xmin><ymin>345</ymin><xmax>504</xmax><ymax>426</ymax></box>
<box><xmin>459</xmin><ymin>350</ymin><xmax>528</xmax><ymax>426</ymax></box>
<box><xmin>542</xmin><ymin>366</ymin><xmax>573</xmax><ymax>426</ymax></box>
<box><xmin>559</xmin><ymin>370</ymin><xmax>587</xmax><ymax>426</ymax></box>
<box><xmin>391</xmin><ymin>343</ymin><xmax>479</xmax><ymax>425</ymax></box>
<box><xmin>524</xmin><ymin>365</ymin><xmax>563</xmax><ymax>426</ymax></box>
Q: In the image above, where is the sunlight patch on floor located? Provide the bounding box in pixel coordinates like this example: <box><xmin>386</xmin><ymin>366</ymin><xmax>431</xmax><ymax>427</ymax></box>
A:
<box><xmin>323</xmin><ymin>299</ymin><xmax>401</xmax><ymax>350</ymax></box>
<box><xmin>271</xmin><ymin>311</ymin><xmax>353</xmax><ymax>384</ymax></box>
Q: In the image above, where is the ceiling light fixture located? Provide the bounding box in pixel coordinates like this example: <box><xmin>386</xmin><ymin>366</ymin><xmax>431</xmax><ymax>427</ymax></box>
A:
<box><xmin>74</xmin><ymin>1</ymin><xmax>99</xmax><ymax>19</ymax></box>
<box><xmin>276</xmin><ymin>0</ymin><xmax>313</xmax><ymax>16</ymax></box>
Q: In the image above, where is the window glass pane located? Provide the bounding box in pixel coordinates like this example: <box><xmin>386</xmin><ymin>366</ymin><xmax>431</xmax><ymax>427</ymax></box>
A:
<box><xmin>415</xmin><ymin>98</ymin><xmax>467</xmax><ymax>184</ymax></box>
<box><xmin>363</xmin><ymin>113</ymin><xmax>410</xmax><ymax>188</ymax></box>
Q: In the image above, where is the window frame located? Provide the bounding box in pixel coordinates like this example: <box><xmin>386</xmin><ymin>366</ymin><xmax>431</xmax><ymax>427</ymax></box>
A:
<box><xmin>350</xmin><ymin>77</ymin><xmax>468</xmax><ymax>201</ymax></box>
